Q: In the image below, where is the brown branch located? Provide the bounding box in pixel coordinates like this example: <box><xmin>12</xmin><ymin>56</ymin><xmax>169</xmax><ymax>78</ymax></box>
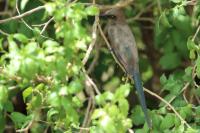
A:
<box><xmin>0</xmin><ymin>6</ymin><xmax>45</xmax><ymax>24</ymax></box>
<box><xmin>87</xmin><ymin>42</ymin><xmax>101</xmax><ymax>74</ymax></box>
<box><xmin>82</xmin><ymin>16</ymin><xmax>99</xmax><ymax>65</ymax></box>
<box><xmin>80</xmin><ymin>97</ymin><xmax>93</xmax><ymax>133</ymax></box>
<box><xmin>99</xmin><ymin>0</ymin><xmax>134</xmax><ymax>11</ymax></box>
<box><xmin>192</xmin><ymin>24</ymin><xmax>200</xmax><ymax>41</ymax></box>
<box><xmin>163</xmin><ymin>82</ymin><xmax>190</xmax><ymax>108</ymax></box>
<box><xmin>83</xmin><ymin>69</ymin><xmax>101</xmax><ymax>95</ymax></box>
<box><xmin>40</xmin><ymin>17</ymin><xmax>54</xmax><ymax>35</ymax></box>
<box><xmin>127</xmin><ymin>2</ymin><xmax>155</xmax><ymax>22</ymax></box>
<box><xmin>16</xmin><ymin>120</ymin><xmax>34</xmax><ymax>133</ymax></box>
<box><xmin>16</xmin><ymin>0</ymin><xmax>34</xmax><ymax>30</ymax></box>
<box><xmin>144</xmin><ymin>88</ymin><xmax>191</xmax><ymax>128</ymax></box>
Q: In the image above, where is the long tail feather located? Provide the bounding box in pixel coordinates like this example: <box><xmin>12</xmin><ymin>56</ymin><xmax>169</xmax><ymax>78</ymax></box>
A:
<box><xmin>133</xmin><ymin>71</ymin><xmax>152</xmax><ymax>128</ymax></box>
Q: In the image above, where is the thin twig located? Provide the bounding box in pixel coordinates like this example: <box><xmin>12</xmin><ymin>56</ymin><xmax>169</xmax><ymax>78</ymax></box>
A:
<box><xmin>192</xmin><ymin>24</ymin><xmax>200</xmax><ymax>41</ymax></box>
<box><xmin>128</xmin><ymin>2</ymin><xmax>155</xmax><ymax>22</ymax></box>
<box><xmin>183</xmin><ymin>89</ymin><xmax>189</xmax><ymax>104</ymax></box>
<box><xmin>157</xmin><ymin>0</ymin><xmax>162</xmax><ymax>13</ymax></box>
<box><xmin>194</xmin><ymin>93</ymin><xmax>200</xmax><ymax>104</ymax></box>
<box><xmin>80</xmin><ymin>97</ymin><xmax>92</xmax><ymax>133</ymax></box>
<box><xmin>0</xmin><ymin>6</ymin><xmax>45</xmax><ymax>24</ymax></box>
<box><xmin>16</xmin><ymin>0</ymin><xmax>34</xmax><ymax>30</ymax></box>
<box><xmin>98</xmin><ymin>23</ymin><xmax>126</xmax><ymax>73</ymax></box>
<box><xmin>0</xmin><ymin>29</ymin><xmax>10</xmax><ymax>36</ymax></box>
<box><xmin>99</xmin><ymin>0</ymin><xmax>134</xmax><ymax>11</ymax></box>
<box><xmin>85</xmin><ymin>73</ymin><xmax>101</xmax><ymax>95</ymax></box>
<box><xmin>82</xmin><ymin>68</ymin><xmax>101</xmax><ymax>95</ymax></box>
<box><xmin>144</xmin><ymin>88</ymin><xmax>191</xmax><ymax>128</ymax></box>
<box><xmin>87</xmin><ymin>42</ymin><xmax>101</xmax><ymax>74</ymax></box>
<box><xmin>82</xmin><ymin>16</ymin><xmax>99</xmax><ymax>65</ymax></box>
<box><xmin>40</xmin><ymin>17</ymin><xmax>54</xmax><ymax>35</ymax></box>
<box><xmin>16</xmin><ymin>120</ymin><xmax>34</xmax><ymax>133</ymax></box>
<box><xmin>163</xmin><ymin>82</ymin><xmax>190</xmax><ymax>108</ymax></box>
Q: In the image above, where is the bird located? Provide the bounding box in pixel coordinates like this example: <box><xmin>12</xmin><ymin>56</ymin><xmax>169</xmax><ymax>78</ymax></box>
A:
<box><xmin>100</xmin><ymin>8</ymin><xmax>152</xmax><ymax>128</ymax></box>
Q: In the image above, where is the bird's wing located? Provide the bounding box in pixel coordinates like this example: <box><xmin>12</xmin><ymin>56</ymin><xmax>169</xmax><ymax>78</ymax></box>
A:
<box><xmin>107</xmin><ymin>24</ymin><xmax>138</xmax><ymax>75</ymax></box>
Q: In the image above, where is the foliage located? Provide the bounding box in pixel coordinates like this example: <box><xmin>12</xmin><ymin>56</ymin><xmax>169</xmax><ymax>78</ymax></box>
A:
<box><xmin>0</xmin><ymin>0</ymin><xmax>200</xmax><ymax>132</ymax></box>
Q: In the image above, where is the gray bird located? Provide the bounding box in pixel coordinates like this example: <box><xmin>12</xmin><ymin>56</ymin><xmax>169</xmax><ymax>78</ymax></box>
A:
<box><xmin>101</xmin><ymin>8</ymin><xmax>152</xmax><ymax>128</ymax></box>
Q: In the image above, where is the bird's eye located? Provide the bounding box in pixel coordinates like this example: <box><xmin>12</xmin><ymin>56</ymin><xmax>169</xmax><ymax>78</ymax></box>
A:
<box><xmin>109</xmin><ymin>15</ymin><xmax>116</xmax><ymax>19</ymax></box>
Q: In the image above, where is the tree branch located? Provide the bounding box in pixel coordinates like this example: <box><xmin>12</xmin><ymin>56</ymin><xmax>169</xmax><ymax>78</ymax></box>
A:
<box><xmin>144</xmin><ymin>88</ymin><xmax>191</xmax><ymax>128</ymax></box>
<box><xmin>0</xmin><ymin>6</ymin><xmax>45</xmax><ymax>24</ymax></box>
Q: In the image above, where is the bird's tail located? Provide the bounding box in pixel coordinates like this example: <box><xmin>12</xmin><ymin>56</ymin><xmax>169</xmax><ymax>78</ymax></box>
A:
<box><xmin>132</xmin><ymin>71</ymin><xmax>152</xmax><ymax>128</ymax></box>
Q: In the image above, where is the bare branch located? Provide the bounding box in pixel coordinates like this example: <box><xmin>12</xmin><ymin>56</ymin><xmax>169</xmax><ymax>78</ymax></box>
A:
<box><xmin>192</xmin><ymin>24</ymin><xmax>200</xmax><ymax>42</ymax></box>
<box><xmin>16</xmin><ymin>120</ymin><xmax>34</xmax><ymax>133</ymax></box>
<box><xmin>99</xmin><ymin>0</ymin><xmax>134</xmax><ymax>11</ymax></box>
<box><xmin>82</xmin><ymin>16</ymin><xmax>99</xmax><ymax>65</ymax></box>
<box><xmin>16</xmin><ymin>0</ymin><xmax>34</xmax><ymax>30</ymax></box>
<box><xmin>144</xmin><ymin>88</ymin><xmax>191</xmax><ymax>128</ymax></box>
<box><xmin>0</xmin><ymin>6</ymin><xmax>45</xmax><ymax>24</ymax></box>
<box><xmin>0</xmin><ymin>29</ymin><xmax>10</xmax><ymax>36</ymax></box>
<box><xmin>40</xmin><ymin>17</ymin><xmax>54</xmax><ymax>35</ymax></box>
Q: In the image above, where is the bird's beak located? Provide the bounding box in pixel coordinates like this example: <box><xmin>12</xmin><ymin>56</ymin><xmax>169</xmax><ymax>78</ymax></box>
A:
<box><xmin>99</xmin><ymin>12</ymin><xmax>108</xmax><ymax>18</ymax></box>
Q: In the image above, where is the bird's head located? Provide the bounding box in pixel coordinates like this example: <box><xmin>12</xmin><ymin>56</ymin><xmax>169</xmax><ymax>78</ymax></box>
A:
<box><xmin>100</xmin><ymin>8</ymin><xmax>125</xmax><ymax>22</ymax></box>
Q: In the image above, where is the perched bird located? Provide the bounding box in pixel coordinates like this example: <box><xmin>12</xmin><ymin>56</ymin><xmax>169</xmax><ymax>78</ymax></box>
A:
<box><xmin>100</xmin><ymin>8</ymin><xmax>152</xmax><ymax>128</ymax></box>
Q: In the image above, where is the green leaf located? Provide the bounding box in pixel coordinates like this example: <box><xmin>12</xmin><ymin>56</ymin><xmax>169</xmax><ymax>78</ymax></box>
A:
<box><xmin>122</xmin><ymin>118</ymin><xmax>132</xmax><ymax>129</ymax></box>
<box><xmin>23</xmin><ymin>87</ymin><xmax>33</xmax><ymax>102</ymax></box>
<box><xmin>92</xmin><ymin>109</ymin><xmax>106</xmax><ymax>119</ymax></box>
<box><xmin>159</xmin><ymin>11</ymin><xmax>172</xmax><ymax>28</ymax></box>
<box><xmin>4</xmin><ymin>101</ymin><xmax>14</xmax><ymax>112</ymax></box>
<box><xmin>10</xmin><ymin>112</ymin><xmax>29</xmax><ymax>128</ymax></box>
<box><xmin>24</xmin><ymin>42</ymin><xmax>37</xmax><ymax>54</ymax></box>
<box><xmin>13</xmin><ymin>33</ymin><xmax>28</xmax><ymax>43</ymax></box>
<box><xmin>159</xmin><ymin>52</ymin><xmax>181</xmax><ymax>70</ymax></box>
<box><xmin>196</xmin><ymin>56</ymin><xmax>200</xmax><ymax>78</ymax></box>
<box><xmin>114</xmin><ymin>84</ymin><xmax>131</xmax><ymax>99</ymax></box>
<box><xmin>8</xmin><ymin>36</ymin><xmax>19</xmax><ymax>55</ymax></box>
<box><xmin>160</xmin><ymin>113</ymin><xmax>175</xmax><ymax>130</ymax></box>
<box><xmin>174</xmin><ymin>124</ymin><xmax>184</xmax><ymax>132</ymax></box>
<box><xmin>160</xmin><ymin>74</ymin><xmax>167</xmax><ymax>85</ymax></box>
<box><xmin>170</xmin><ymin>0</ymin><xmax>182</xmax><ymax>3</ymax></box>
<box><xmin>179</xmin><ymin>104</ymin><xmax>192</xmax><ymax>119</ymax></box>
<box><xmin>85</xmin><ymin>6</ymin><xmax>99</xmax><ymax>16</ymax></box>
<box><xmin>20</xmin><ymin>0</ymin><xmax>29</xmax><ymax>10</ymax></box>
<box><xmin>0</xmin><ymin>113</ymin><xmax>5</xmax><ymax>133</ymax></box>
<box><xmin>0</xmin><ymin>85</ymin><xmax>8</xmax><ymax>110</ymax></box>
<box><xmin>107</xmin><ymin>105</ymin><xmax>119</xmax><ymax>117</ymax></box>
<box><xmin>185</xmin><ymin>128</ymin><xmax>199</xmax><ymax>133</ymax></box>
<box><xmin>47</xmin><ymin>108</ymin><xmax>59</xmax><ymax>121</ymax></box>
<box><xmin>151</xmin><ymin>112</ymin><xmax>163</xmax><ymax>129</ymax></box>
<box><xmin>99</xmin><ymin>115</ymin><xmax>116</xmax><ymax>133</ymax></box>
<box><xmin>43</xmin><ymin>40</ymin><xmax>59</xmax><ymax>54</ymax></box>
<box><xmin>189</xmin><ymin>50</ymin><xmax>196</xmax><ymax>59</ymax></box>
<box><xmin>131</xmin><ymin>106</ymin><xmax>145</xmax><ymax>126</ymax></box>
<box><xmin>118</xmin><ymin>99</ymin><xmax>129</xmax><ymax>116</ymax></box>
<box><xmin>45</xmin><ymin>2</ymin><xmax>56</xmax><ymax>15</ymax></box>
<box><xmin>95</xmin><ymin>92</ymin><xmax>114</xmax><ymax>105</ymax></box>
<box><xmin>0</xmin><ymin>38</ymin><xmax>3</xmax><ymax>51</ymax></box>
<box><xmin>30</xmin><ymin>94</ymin><xmax>42</xmax><ymax>109</ymax></box>
<box><xmin>187</xmin><ymin>37</ymin><xmax>198</xmax><ymax>51</ymax></box>
<box><xmin>196</xmin><ymin>106</ymin><xmax>200</xmax><ymax>116</ymax></box>
<box><xmin>68</xmin><ymin>79</ymin><xmax>83</xmax><ymax>94</ymax></box>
